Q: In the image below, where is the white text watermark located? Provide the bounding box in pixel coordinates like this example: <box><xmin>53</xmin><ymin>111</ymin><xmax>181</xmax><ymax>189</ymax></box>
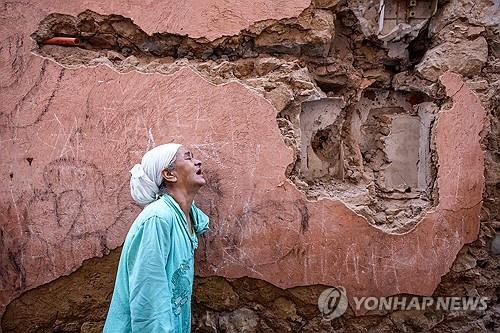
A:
<box><xmin>318</xmin><ymin>287</ymin><xmax>489</xmax><ymax>320</ymax></box>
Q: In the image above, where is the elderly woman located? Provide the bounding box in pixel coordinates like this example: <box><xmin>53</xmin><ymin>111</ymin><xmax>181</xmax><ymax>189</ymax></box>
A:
<box><xmin>104</xmin><ymin>143</ymin><xmax>209</xmax><ymax>333</ymax></box>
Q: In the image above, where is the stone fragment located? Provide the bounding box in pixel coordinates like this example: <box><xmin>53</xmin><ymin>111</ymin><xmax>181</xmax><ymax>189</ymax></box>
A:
<box><xmin>416</xmin><ymin>37</ymin><xmax>488</xmax><ymax>82</ymax></box>
<box><xmin>432</xmin><ymin>21</ymin><xmax>486</xmax><ymax>44</ymax></box>
<box><xmin>192</xmin><ymin>310</ymin><xmax>219</xmax><ymax>333</ymax></box>
<box><xmin>268</xmin><ymin>297</ymin><xmax>301</xmax><ymax>322</ymax></box>
<box><xmin>347</xmin><ymin>0</ymin><xmax>380</xmax><ymax>37</ymax></box>
<box><xmin>254</xmin><ymin>9</ymin><xmax>335</xmax><ymax>57</ymax></box>
<box><xmin>219</xmin><ymin>308</ymin><xmax>259</xmax><ymax>333</ymax></box>
<box><xmin>121</xmin><ymin>55</ymin><xmax>140</xmax><ymax>67</ymax></box>
<box><xmin>264</xmin><ymin>84</ymin><xmax>294</xmax><ymax>113</ymax></box>
<box><xmin>392</xmin><ymin>71</ymin><xmax>440</xmax><ymax>97</ymax></box>
<box><xmin>363</xmin><ymin>68</ymin><xmax>392</xmax><ymax>86</ymax></box>
<box><xmin>289</xmin><ymin>71</ymin><xmax>317</xmax><ymax>91</ymax></box>
<box><xmin>491</xmin><ymin>232</ymin><xmax>500</xmax><ymax>255</ymax></box>
<box><xmin>451</xmin><ymin>253</ymin><xmax>477</xmax><ymax>272</ymax></box>
<box><xmin>106</xmin><ymin>50</ymin><xmax>125</xmax><ymax>61</ymax></box>
<box><xmin>255</xmin><ymin>57</ymin><xmax>283</xmax><ymax>76</ymax></box>
<box><xmin>299</xmin><ymin>317</ymin><xmax>333</xmax><ymax>332</ymax></box>
<box><xmin>80</xmin><ymin>321</ymin><xmax>105</xmax><ymax>333</ymax></box>
<box><xmin>53</xmin><ymin>321</ymin><xmax>80</xmax><ymax>332</ymax></box>
<box><xmin>390</xmin><ymin>310</ymin><xmax>444</xmax><ymax>332</ymax></box>
<box><xmin>194</xmin><ymin>277</ymin><xmax>240</xmax><ymax>312</ymax></box>
<box><xmin>39</xmin><ymin>45</ymin><xmax>102</xmax><ymax>68</ymax></box>
<box><xmin>233</xmin><ymin>60</ymin><xmax>255</xmax><ymax>78</ymax></box>
<box><xmin>287</xmin><ymin>285</ymin><xmax>326</xmax><ymax>306</ymax></box>
<box><xmin>429</xmin><ymin>0</ymin><xmax>498</xmax><ymax>37</ymax></box>
<box><xmin>313</xmin><ymin>0</ymin><xmax>341</xmax><ymax>9</ymax></box>
<box><xmin>386</xmin><ymin>41</ymin><xmax>409</xmax><ymax>62</ymax></box>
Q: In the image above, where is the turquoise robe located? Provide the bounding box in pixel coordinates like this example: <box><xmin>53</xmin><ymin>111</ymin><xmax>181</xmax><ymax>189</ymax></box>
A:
<box><xmin>103</xmin><ymin>194</ymin><xmax>209</xmax><ymax>333</ymax></box>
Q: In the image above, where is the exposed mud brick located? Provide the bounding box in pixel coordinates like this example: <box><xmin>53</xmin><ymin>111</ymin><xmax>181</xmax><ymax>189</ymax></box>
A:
<box><xmin>253</xmin><ymin>8</ymin><xmax>335</xmax><ymax>57</ymax></box>
<box><xmin>2</xmin><ymin>249</ymin><xmax>120</xmax><ymax>333</ymax></box>
<box><xmin>193</xmin><ymin>277</ymin><xmax>240</xmax><ymax>312</ymax></box>
<box><xmin>416</xmin><ymin>37</ymin><xmax>489</xmax><ymax>81</ymax></box>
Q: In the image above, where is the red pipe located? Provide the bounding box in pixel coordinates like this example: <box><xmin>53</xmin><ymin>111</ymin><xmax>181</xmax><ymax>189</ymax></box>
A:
<box><xmin>42</xmin><ymin>37</ymin><xmax>80</xmax><ymax>46</ymax></box>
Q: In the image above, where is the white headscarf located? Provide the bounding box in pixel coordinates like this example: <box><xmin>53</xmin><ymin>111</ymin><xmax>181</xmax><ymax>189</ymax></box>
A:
<box><xmin>129</xmin><ymin>143</ymin><xmax>181</xmax><ymax>205</ymax></box>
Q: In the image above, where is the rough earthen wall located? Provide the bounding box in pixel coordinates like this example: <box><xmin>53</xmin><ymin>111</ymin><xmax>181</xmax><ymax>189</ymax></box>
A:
<box><xmin>1</xmin><ymin>0</ymin><xmax>498</xmax><ymax>332</ymax></box>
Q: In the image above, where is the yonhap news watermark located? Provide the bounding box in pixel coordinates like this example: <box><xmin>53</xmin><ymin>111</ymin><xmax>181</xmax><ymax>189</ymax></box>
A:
<box><xmin>318</xmin><ymin>286</ymin><xmax>489</xmax><ymax>320</ymax></box>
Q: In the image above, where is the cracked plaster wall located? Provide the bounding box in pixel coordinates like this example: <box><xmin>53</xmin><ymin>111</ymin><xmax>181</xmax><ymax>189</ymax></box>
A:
<box><xmin>1</xmin><ymin>0</ymin><xmax>499</xmax><ymax>331</ymax></box>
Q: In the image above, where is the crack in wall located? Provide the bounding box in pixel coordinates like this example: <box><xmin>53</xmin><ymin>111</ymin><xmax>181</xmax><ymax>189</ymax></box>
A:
<box><xmin>31</xmin><ymin>6</ymin><xmax>334</xmax><ymax>62</ymax></box>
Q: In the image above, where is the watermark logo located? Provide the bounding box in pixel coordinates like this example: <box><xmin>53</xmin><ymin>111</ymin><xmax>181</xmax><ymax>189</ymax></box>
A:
<box><xmin>318</xmin><ymin>286</ymin><xmax>489</xmax><ymax>320</ymax></box>
<box><xmin>353</xmin><ymin>295</ymin><xmax>489</xmax><ymax>312</ymax></box>
<box><xmin>317</xmin><ymin>286</ymin><xmax>349</xmax><ymax>320</ymax></box>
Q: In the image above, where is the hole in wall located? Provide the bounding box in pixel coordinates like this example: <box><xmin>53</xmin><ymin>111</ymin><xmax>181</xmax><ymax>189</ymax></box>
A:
<box><xmin>288</xmin><ymin>89</ymin><xmax>439</xmax><ymax>232</ymax></box>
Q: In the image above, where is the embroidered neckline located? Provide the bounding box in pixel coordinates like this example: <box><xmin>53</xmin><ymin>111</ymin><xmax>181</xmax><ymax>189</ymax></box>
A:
<box><xmin>161</xmin><ymin>195</ymin><xmax>199</xmax><ymax>251</ymax></box>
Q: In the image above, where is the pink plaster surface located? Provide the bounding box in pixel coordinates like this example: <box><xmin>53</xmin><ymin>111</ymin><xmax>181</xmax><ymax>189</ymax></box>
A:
<box><xmin>196</xmin><ymin>72</ymin><xmax>485</xmax><ymax>301</ymax></box>
<box><xmin>6</xmin><ymin>0</ymin><xmax>311</xmax><ymax>40</ymax></box>
<box><xmin>0</xmin><ymin>1</ymin><xmax>485</xmax><ymax>315</ymax></box>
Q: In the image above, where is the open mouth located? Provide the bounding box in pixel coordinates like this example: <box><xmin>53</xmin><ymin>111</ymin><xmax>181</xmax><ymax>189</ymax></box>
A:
<box><xmin>196</xmin><ymin>169</ymin><xmax>202</xmax><ymax>175</ymax></box>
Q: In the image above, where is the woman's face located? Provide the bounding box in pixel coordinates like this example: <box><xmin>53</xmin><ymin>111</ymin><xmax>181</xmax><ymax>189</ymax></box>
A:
<box><xmin>168</xmin><ymin>146</ymin><xmax>206</xmax><ymax>190</ymax></box>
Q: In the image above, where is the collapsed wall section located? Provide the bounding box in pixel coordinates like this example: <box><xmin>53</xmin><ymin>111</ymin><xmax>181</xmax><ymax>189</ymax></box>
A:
<box><xmin>291</xmin><ymin>91</ymin><xmax>437</xmax><ymax>230</ymax></box>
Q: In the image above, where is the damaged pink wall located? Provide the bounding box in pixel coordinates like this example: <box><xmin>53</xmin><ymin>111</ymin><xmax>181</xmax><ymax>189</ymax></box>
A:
<box><xmin>5</xmin><ymin>0</ymin><xmax>310</xmax><ymax>39</ymax></box>
<box><xmin>0</xmin><ymin>0</ymin><xmax>486</xmax><ymax>316</ymax></box>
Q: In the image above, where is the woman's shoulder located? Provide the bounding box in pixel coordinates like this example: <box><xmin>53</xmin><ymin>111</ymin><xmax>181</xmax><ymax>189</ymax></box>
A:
<box><xmin>135</xmin><ymin>199</ymin><xmax>176</xmax><ymax>225</ymax></box>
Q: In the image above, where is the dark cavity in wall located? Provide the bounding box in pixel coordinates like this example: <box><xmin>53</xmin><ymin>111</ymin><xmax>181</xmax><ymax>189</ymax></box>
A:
<box><xmin>31</xmin><ymin>8</ymin><xmax>333</xmax><ymax>64</ymax></box>
<box><xmin>283</xmin><ymin>90</ymin><xmax>439</xmax><ymax>232</ymax></box>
